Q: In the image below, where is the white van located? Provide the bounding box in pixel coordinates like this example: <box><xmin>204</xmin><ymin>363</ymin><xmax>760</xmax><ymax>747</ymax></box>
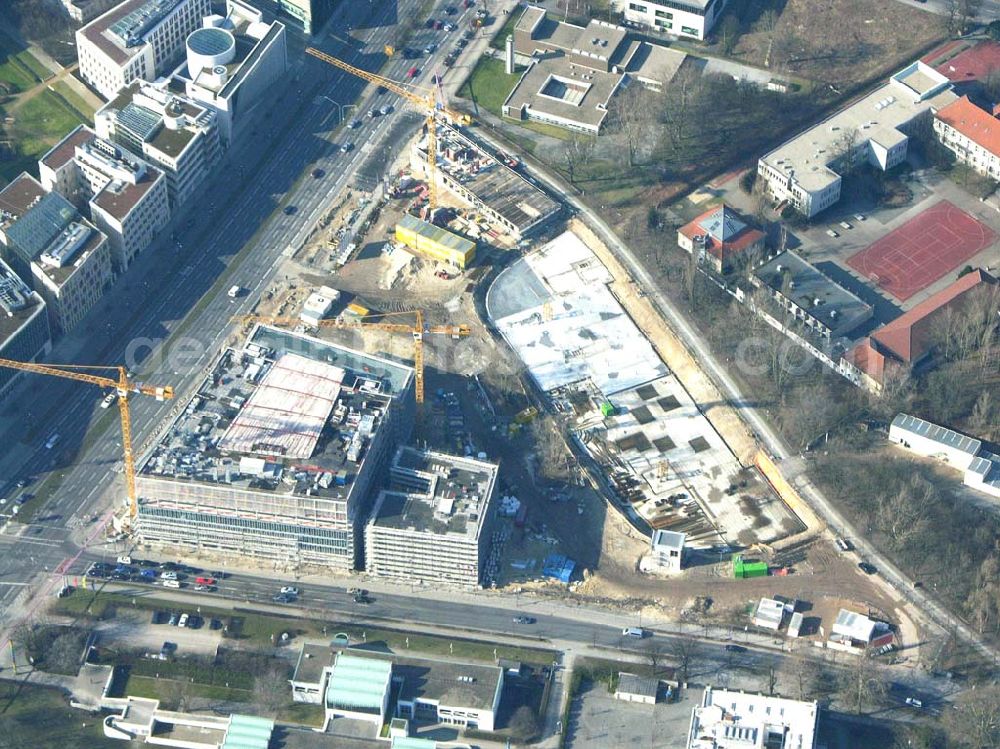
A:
<box><xmin>622</xmin><ymin>627</ymin><xmax>646</xmax><ymax>638</ymax></box>
<box><xmin>162</xmin><ymin>579</ymin><xmax>181</xmax><ymax>588</ymax></box>
<box><xmin>228</xmin><ymin>285</ymin><xmax>242</xmax><ymax>299</ymax></box>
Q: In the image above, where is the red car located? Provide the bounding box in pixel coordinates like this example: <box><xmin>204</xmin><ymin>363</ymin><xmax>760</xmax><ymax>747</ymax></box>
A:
<box><xmin>407</xmin><ymin>66</ymin><xmax>418</xmax><ymax>78</ymax></box>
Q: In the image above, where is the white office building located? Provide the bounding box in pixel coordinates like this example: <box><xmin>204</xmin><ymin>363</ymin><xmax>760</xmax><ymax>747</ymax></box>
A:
<box><xmin>39</xmin><ymin>126</ymin><xmax>170</xmax><ymax>272</ymax></box>
<box><xmin>77</xmin><ymin>0</ymin><xmax>212</xmax><ymax>100</ymax></box>
<box><xmin>613</xmin><ymin>0</ymin><xmax>728</xmax><ymax>39</ymax></box>
<box><xmin>642</xmin><ymin>529</ymin><xmax>685</xmax><ymax>574</ymax></box>
<box><xmin>171</xmin><ymin>0</ymin><xmax>288</xmax><ymax>147</ymax></box>
<box><xmin>688</xmin><ymin>687</ymin><xmax>818</xmax><ymax>749</ymax></box>
<box><xmin>758</xmin><ymin>61</ymin><xmax>954</xmax><ymax>218</ymax></box>
<box><xmin>890</xmin><ymin>413</ymin><xmax>1000</xmax><ymax>499</ymax></box>
<box><xmin>95</xmin><ymin>80</ymin><xmax>221</xmax><ymax>208</ymax></box>
<box><xmin>365</xmin><ymin>447</ymin><xmax>500</xmax><ymax>589</ymax></box>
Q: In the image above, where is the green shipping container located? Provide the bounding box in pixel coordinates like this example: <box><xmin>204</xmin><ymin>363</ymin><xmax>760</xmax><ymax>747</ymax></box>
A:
<box><xmin>600</xmin><ymin>402</ymin><xmax>615</xmax><ymax>417</ymax></box>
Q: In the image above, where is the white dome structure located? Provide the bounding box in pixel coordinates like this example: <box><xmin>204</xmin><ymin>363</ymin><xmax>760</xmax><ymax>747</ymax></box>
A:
<box><xmin>186</xmin><ymin>26</ymin><xmax>235</xmax><ymax>78</ymax></box>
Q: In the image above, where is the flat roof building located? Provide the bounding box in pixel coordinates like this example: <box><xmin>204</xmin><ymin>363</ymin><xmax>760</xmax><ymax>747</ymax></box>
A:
<box><xmin>61</xmin><ymin>0</ymin><xmax>121</xmax><ymax>25</ymax></box>
<box><xmin>290</xmin><ymin>645</ymin><xmax>505</xmax><ymax>733</ymax></box>
<box><xmin>890</xmin><ymin>413</ymin><xmax>1000</xmax><ymax>499</ymax></box>
<box><xmin>103</xmin><ymin>697</ymin><xmax>274</xmax><ymax>747</ymax></box>
<box><xmin>2</xmin><ymin>190</ymin><xmax>112</xmax><ymax>336</ymax></box>
<box><xmin>615</xmin><ymin>673</ymin><xmax>660</xmax><ymax>704</ymax></box>
<box><xmin>646</xmin><ymin>529</ymin><xmax>685</xmax><ymax>574</ymax></box>
<box><xmin>40</xmin><ymin>125</ymin><xmax>170</xmax><ymax>271</ymax></box>
<box><xmin>135</xmin><ymin>324</ymin><xmax>414</xmax><ymax>571</ymax></box>
<box><xmin>411</xmin><ymin>124</ymin><xmax>560</xmax><ymax>241</ymax></box>
<box><xmin>365</xmin><ymin>447</ymin><xmax>500</xmax><ymax>589</ymax></box>
<box><xmin>76</xmin><ymin>0</ymin><xmax>212</xmax><ymax>100</ymax></box>
<box><xmin>758</xmin><ymin>61</ymin><xmax>955</xmax><ymax>218</ymax></box>
<box><xmin>0</xmin><ymin>173</ymin><xmax>47</xmax><ymax>250</ymax></box>
<box><xmin>752</xmin><ymin>250</ymin><xmax>873</xmax><ymax>339</ymax></box>
<box><xmin>504</xmin><ymin>6</ymin><xmax>685</xmax><ymax>134</ymax></box>
<box><xmin>0</xmin><ymin>257</ymin><xmax>51</xmax><ymax>403</ymax></box>
<box><xmin>752</xmin><ymin>598</ymin><xmax>786</xmax><ymax>631</ymax></box>
<box><xmin>688</xmin><ymin>686</ymin><xmax>818</xmax><ymax>749</ymax></box>
<box><xmin>613</xmin><ymin>0</ymin><xmax>730</xmax><ymax>40</ymax></box>
<box><xmin>171</xmin><ymin>0</ymin><xmax>288</xmax><ymax>147</ymax></box>
<box><xmin>96</xmin><ymin>80</ymin><xmax>221</xmax><ymax>208</ymax></box>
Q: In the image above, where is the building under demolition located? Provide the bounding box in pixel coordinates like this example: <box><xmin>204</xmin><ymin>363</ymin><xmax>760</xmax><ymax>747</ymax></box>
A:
<box><xmin>135</xmin><ymin>324</ymin><xmax>414</xmax><ymax>570</ymax></box>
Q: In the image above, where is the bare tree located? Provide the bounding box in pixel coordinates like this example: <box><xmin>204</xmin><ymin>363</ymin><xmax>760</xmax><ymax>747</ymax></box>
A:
<box><xmin>562</xmin><ymin>134</ymin><xmax>595</xmax><ymax>184</ymax></box>
<box><xmin>46</xmin><ymin>631</ymin><xmax>85</xmax><ymax>675</ymax></box>
<box><xmin>944</xmin><ymin>687</ymin><xmax>1000</xmax><ymax>747</ymax></box>
<box><xmin>610</xmin><ymin>83</ymin><xmax>653</xmax><ymax>167</ymax></box>
<box><xmin>839</xmin><ymin>654</ymin><xmax>888</xmax><ymax>714</ymax></box>
<box><xmin>781</xmin><ymin>657</ymin><xmax>824</xmax><ymax>701</ymax></box>
<box><xmin>717</xmin><ymin>16</ymin><xmax>741</xmax><ymax>56</ymax></box>
<box><xmin>508</xmin><ymin>705</ymin><xmax>541</xmax><ymax>742</ymax></box>
<box><xmin>667</xmin><ymin>638</ymin><xmax>701</xmax><ymax>685</ymax></box>
<box><xmin>874</xmin><ymin>474</ymin><xmax>934</xmax><ymax>551</ymax></box>
<box><xmin>530</xmin><ymin>414</ymin><xmax>572</xmax><ymax>482</ymax></box>
<box><xmin>756</xmin><ymin>9</ymin><xmax>779</xmax><ymax>33</ymax></box>
<box><xmin>254</xmin><ymin>664</ymin><xmax>291</xmax><ymax>716</ymax></box>
<box><xmin>761</xmin><ymin>658</ymin><xmax>779</xmax><ymax>695</ymax></box>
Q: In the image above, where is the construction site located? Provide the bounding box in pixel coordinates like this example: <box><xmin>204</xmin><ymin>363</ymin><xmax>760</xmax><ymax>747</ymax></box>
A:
<box><xmin>93</xmin><ymin>43</ymin><xmax>922</xmax><ymax>642</ymax></box>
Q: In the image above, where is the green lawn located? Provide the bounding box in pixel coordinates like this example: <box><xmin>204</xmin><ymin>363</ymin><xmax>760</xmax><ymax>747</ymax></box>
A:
<box><xmin>458</xmin><ymin>57</ymin><xmax>522</xmax><ymax>117</ymax></box>
<box><xmin>0</xmin><ymin>53</ymin><xmax>35</xmax><ymax>93</ymax></box>
<box><xmin>0</xmin><ymin>681</ymin><xmax>122</xmax><ymax>748</ymax></box>
<box><xmin>123</xmin><ymin>674</ymin><xmax>252</xmax><ymax>704</ymax></box>
<box><xmin>490</xmin><ymin>6</ymin><xmax>523</xmax><ymax>50</ymax></box>
<box><xmin>278</xmin><ymin>702</ymin><xmax>326</xmax><ymax>727</ymax></box>
<box><xmin>1</xmin><ymin>88</ymin><xmax>87</xmax><ymax>182</ymax></box>
<box><xmin>13</xmin><ymin>49</ymin><xmax>53</xmax><ymax>82</ymax></box>
<box><xmin>52</xmin><ymin>80</ymin><xmax>96</xmax><ymax>119</ymax></box>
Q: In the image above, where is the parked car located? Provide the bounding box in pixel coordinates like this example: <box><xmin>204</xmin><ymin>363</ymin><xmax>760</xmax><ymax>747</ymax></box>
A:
<box><xmin>272</xmin><ymin>593</ymin><xmax>292</xmax><ymax>603</ymax></box>
<box><xmin>622</xmin><ymin>626</ymin><xmax>646</xmax><ymax>638</ymax></box>
<box><xmin>839</xmin><ymin>220</ymin><xmax>852</xmax><ymax>230</ymax></box>
<box><xmin>858</xmin><ymin>561</ymin><xmax>878</xmax><ymax>575</ymax></box>
<box><xmin>177</xmin><ymin>613</ymin><xmax>189</xmax><ymax>628</ymax></box>
<box><xmin>312</xmin><ymin>168</ymin><xmax>324</xmax><ymax>178</ymax></box>
<box><xmin>340</xmin><ymin>142</ymin><xmax>353</xmax><ymax>153</ymax></box>
<box><xmin>512</xmin><ymin>616</ymin><xmax>535</xmax><ymax>624</ymax></box>
<box><xmin>724</xmin><ymin>644</ymin><xmax>747</xmax><ymax>653</ymax></box>
<box><xmin>283</xmin><ymin>205</ymin><xmax>296</xmax><ymax>215</ymax></box>
<box><xmin>826</xmin><ymin>228</ymin><xmax>839</xmax><ymax>238</ymax></box>
<box><xmin>280</xmin><ymin>586</ymin><xmax>299</xmax><ymax>596</ymax></box>
<box><xmin>100</xmin><ymin>393</ymin><xmax>116</xmax><ymax>409</ymax></box>
<box><xmin>349</xmin><ymin>119</ymin><xmax>361</xmax><ymax>129</ymax></box>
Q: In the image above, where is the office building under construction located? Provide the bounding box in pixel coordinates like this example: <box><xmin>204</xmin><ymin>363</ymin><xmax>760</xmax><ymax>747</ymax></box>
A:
<box><xmin>134</xmin><ymin>324</ymin><xmax>414</xmax><ymax>570</ymax></box>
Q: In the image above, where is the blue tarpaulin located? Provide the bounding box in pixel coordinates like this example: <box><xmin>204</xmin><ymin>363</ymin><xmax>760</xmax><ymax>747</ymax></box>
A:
<box><xmin>542</xmin><ymin>554</ymin><xmax>575</xmax><ymax>583</ymax></box>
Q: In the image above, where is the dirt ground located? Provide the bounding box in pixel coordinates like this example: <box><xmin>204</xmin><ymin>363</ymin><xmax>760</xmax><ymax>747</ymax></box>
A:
<box><xmin>731</xmin><ymin>0</ymin><xmax>946</xmax><ymax>87</ymax></box>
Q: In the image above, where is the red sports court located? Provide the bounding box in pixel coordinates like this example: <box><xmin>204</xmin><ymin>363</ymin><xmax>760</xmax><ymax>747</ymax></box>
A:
<box><xmin>846</xmin><ymin>200</ymin><xmax>996</xmax><ymax>301</ymax></box>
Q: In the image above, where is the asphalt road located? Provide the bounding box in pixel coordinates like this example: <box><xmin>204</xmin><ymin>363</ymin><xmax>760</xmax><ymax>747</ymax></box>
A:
<box><xmin>0</xmin><ymin>0</ymin><xmax>479</xmax><ymax>622</ymax></box>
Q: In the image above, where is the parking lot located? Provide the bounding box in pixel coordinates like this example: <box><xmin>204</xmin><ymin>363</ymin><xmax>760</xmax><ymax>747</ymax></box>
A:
<box><xmin>565</xmin><ymin>681</ymin><xmax>698</xmax><ymax>749</ymax></box>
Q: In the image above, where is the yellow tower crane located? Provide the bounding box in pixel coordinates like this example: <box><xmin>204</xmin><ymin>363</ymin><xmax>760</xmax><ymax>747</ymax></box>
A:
<box><xmin>239</xmin><ymin>310</ymin><xmax>470</xmax><ymax>403</ymax></box>
<box><xmin>305</xmin><ymin>47</ymin><xmax>471</xmax><ymax>209</ymax></box>
<box><xmin>0</xmin><ymin>358</ymin><xmax>173</xmax><ymax>523</ymax></box>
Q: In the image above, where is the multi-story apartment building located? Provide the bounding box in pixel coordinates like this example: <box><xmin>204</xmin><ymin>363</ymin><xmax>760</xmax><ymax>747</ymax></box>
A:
<box><xmin>171</xmin><ymin>0</ymin><xmax>288</xmax><ymax>147</ymax></box>
<box><xmin>0</xmin><ymin>173</ymin><xmax>47</xmax><ymax>254</ymax></box>
<box><xmin>0</xmin><ymin>258</ymin><xmax>51</xmax><ymax>403</ymax></box>
<box><xmin>613</xmin><ymin>0</ymin><xmax>728</xmax><ymax>39</ymax></box>
<box><xmin>95</xmin><ymin>81</ymin><xmax>221</xmax><ymax>208</ymax></box>
<box><xmin>40</xmin><ymin>125</ymin><xmax>170</xmax><ymax>271</ymax></box>
<box><xmin>758</xmin><ymin>61</ymin><xmax>954</xmax><ymax>218</ymax></box>
<box><xmin>76</xmin><ymin>0</ymin><xmax>212</xmax><ymax>99</ymax></box>
<box><xmin>934</xmin><ymin>95</ymin><xmax>1000</xmax><ymax>179</ymax></box>
<box><xmin>135</xmin><ymin>325</ymin><xmax>415</xmax><ymax>571</ymax></box>
<box><xmin>365</xmin><ymin>447</ymin><xmax>500</xmax><ymax>589</ymax></box>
